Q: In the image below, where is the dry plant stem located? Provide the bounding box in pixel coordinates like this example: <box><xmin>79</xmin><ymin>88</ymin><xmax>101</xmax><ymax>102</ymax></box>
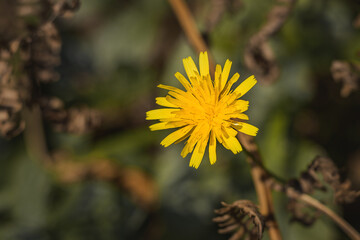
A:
<box><xmin>238</xmin><ymin>134</ymin><xmax>283</xmax><ymax>239</ymax></box>
<box><xmin>238</xmin><ymin>135</ymin><xmax>283</xmax><ymax>240</ymax></box>
<box><xmin>278</xmin><ymin>186</ymin><xmax>360</xmax><ymax>240</ymax></box>
<box><xmin>300</xmin><ymin>193</ymin><xmax>360</xmax><ymax>240</ymax></box>
<box><xmin>248</xmin><ymin>156</ymin><xmax>282</xmax><ymax>240</ymax></box>
<box><xmin>168</xmin><ymin>0</ymin><xmax>215</xmax><ymax>71</ymax></box>
<box><xmin>23</xmin><ymin>105</ymin><xmax>52</xmax><ymax>163</ymax></box>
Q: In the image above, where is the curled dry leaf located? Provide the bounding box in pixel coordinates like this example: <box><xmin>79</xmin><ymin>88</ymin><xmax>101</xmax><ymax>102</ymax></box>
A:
<box><xmin>244</xmin><ymin>41</ymin><xmax>279</xmax><ymax>85</ymax></box>
<box><xmin>63</xmin><ymin>108</ymin><xmax>102</xmax><ymax>134</ymax></box>
<box><xmin>28</xmin><ymin>22</ymin><xmax>62</xmax><ymax>83</ymax></box>
<box><xmin>214</xmin><ymin>200</ymin><xmax>265</xmax><ymax>240</ymax></box>
<box><xmin>330</xmin><ymin>60</ymin><xmax>359</xmax><ymax>97</ymax></box>
<box><xmin>52</xmin><ymin>0</ymin><xmax>81</xmax><ymax>18</ymax></box>
<box><xmin>287</xmin><ymin>199</ymin><xmax>322</xmax><ymax>226</ymax></box>
<box><xmin>0</xmin><ymin>44</ymin><xmax>26</xmax><ymax>138</ymax></box>
<box><xmin>308</xmin><ymin>156</ymin><xmax>360</xmax><ymax>204</ymax></box>
<box><xmin>0</xmin><ymin>88</ymin><xmax>25</xmax><ymax>138</ymax></box>
<box><xmin>244</xmin><ymin>0</ymin><xmax>297</xmax><ymax>84</ymax></box>
<box><xmin>286</xmin><ymin>156</ymin><xmax>360</xmax><ymax>225</ymax></box>
<box><xmin>40</xmin><ymin>96</ymin><xmax>102</xmax><ymax>134</ymax></box>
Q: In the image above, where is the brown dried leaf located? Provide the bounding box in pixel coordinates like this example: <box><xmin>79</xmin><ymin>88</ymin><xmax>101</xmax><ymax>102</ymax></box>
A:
<box><xmin>26</xmin><ymin>22</ymin><xmax>62</xmax><ymax>83</ymax></box>
<box><xmin>244</xmin><ymin>41</ymin><xmax>279</xmax><ymax>84</ymax></box>
<box><xmin>286</xmin><ymin>156</ymin><xmax>360</xmax><ymax>225</ymax></box>
<box><xmin>335</xmin><ymin>180</ymin><xmax>360</xmax><ymax>204</ymax></box>
<box><xmin>244</xmin><ymin>0</ymin><xmax>296</xmax><ymax>84</ymax></box>
<box><xmin>40</xmin><ymin>97</ymin><xmax>102</xmax><ymax>134</ymax></box>
<box><xmin>0</xmin><ymin>86</ymin><xmax>25</xmax><ymax>138</ymax></box>
<box><xmin>330</xmin><ymin>60</ymin><xmax>359</xmax><ymax>97</ymax></box>
<box><xmin>214</xmin><ymin>200</ymin><xmax>265</xmax><ymax>240</ymax></box>
<box><xmin>0</xmin><ymin>117</ymin><xmax>25</xmax><ymax>139</ymax></box>
<box><xmin>52</xmin><ymin>0</ymin><xmax>81</xmax><ymax>18</ymax></box>
<box><xmin>290</xmin><ymin>156</ymin><xmax>360</xmax><ymax>203</ymax></box>
<box><xmin>287</xmin><ymin>199</ymin><xmax>322</xmax><ymax>226</ymax></box>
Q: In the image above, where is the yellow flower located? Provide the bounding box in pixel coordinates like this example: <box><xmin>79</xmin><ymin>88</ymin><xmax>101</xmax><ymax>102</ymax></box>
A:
<box><xmin>146</xmin><ymin>52</ymin><xmax>258</xmax><ymax>169</ymax></box>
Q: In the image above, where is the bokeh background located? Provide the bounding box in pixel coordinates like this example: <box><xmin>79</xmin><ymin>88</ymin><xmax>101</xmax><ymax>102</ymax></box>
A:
<box><xmin>0</xmin><ymin>0</ymin><xmax>360</xmax><ymax>239</ymax></box>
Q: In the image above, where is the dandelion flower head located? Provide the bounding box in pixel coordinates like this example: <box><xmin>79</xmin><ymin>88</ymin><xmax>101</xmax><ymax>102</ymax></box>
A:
<box><xmin>146</xmin><ymin>52</ymin><xmax>258</xmax><ymax>169</ymax></box>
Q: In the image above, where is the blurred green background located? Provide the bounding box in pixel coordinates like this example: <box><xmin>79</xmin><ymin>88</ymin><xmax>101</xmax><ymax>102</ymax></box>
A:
<box><xmin>0</xmin><ymin>0</ymin><xmax>360</xmax><ymax>239</ymax></box>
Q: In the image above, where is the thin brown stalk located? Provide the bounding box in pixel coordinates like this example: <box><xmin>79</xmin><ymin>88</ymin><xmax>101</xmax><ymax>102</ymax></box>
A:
<box><xmin>299</xmin><ymin>193</ymin><xmax>360</xmax><ymax>240</ymax></box>
<box><xmin>168</xmin><ymin>0</ymin><xmax>215</xmax><ymax>71</ymax></box>
<box><xmin>239</xmin><ymin>134</ymin><xmax>283</xmax><ymax>240</ymax></box>
<box><xmin>269</xmin><ymin>180</ymin><xmax>360</xmax><ymax>240</ymax></box>
<box><xmin>248</xmin><ymin>157</ymin><xmax>282</xmax><ymax>240</ymax></box>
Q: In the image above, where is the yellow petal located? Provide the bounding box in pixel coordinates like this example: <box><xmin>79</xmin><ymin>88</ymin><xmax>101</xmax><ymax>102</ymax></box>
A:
<box><xmin>156</xmin><ymin>97</ymin><xmax>178</xmax><ymax>108</ymax></box>
<box><xmin>189</xmin><ymin>137</ymin><xmax>208</xmax><ymax>169</ymax></box>
<box><xmin>222</xmin><ymin>136</ymin><xmax>242</xmax><ymax>154</ymax></box>
<box><xmin>213</xmin><ymin>126</ymin><xmax>223</xmax><ymax>144</ymax></box>
<box><xmin>228</xmin><ymin>113</ymin><xmax>249</xmax><ymax>120</ymax></box>
<box><xmin>150</xmin><ymin>121</ymin><xmax>187</xmax><ymax>131</ymax></box>
<box><xmin>232</xmin><ymin>100</ymin><xmax>249</xmax><ymax>111</ymax></box>
<box><xmin>203</xmin><ymin>74</ymin><xmax>214</xmax><ymax>99</ymax></box>
<box><xmin>214</xmin><ymin>64</ymin><xmax>222</xmax><ymax>92</ymax></box>
<box><xmin>221</xmin><ymin>125</ymin><xmax>229</xmax><ymax>138</ymax></box>
<box><xmin>233</xmin><ymin>122</ymin><xmax>258</xmax><ymax>136</ymax></box>
<box><xmin>181</xmin><ymin>142</ymin><xmax>192</xmax><ymax>158</ymax></box>
<box><xmin>158</xmin><ymin>84</ymin><xmax>185</xmax><ymax>95</ymax></box>
<box><xmin>146</xmin><ymin>109</ymin><xmax>177</xmax><ymax>120</ymax></box>
<box><xmin>223</xmin><ymin>102</ymin><xmax>249</xmax><ymax>115</ymax></box>
<box><xmin>199</xmin><ymin>52</ymin><xmax>209</xmax><ymax>77</ymax></box>
<box><xmin>165</xmin><ymin>95</ymin><xmax>183</xmax><ymax>107</ymax></box>
<box><xmin>183</xmin><ymin>57</ymin><xmax>199</xmax><ymax>80</ymax></box>
<box><xmin>234</xmin><ymin>75</ymin><xmax>257</xmax><ymax>97</ymax></box>
<box><xmin>182</xmin><ymin>123</ymin><xmax>209</xmax><ymax>156</ymax></box>
<box><xmin>209</xmin><ymin>130</ymin><xmax>217</xmax><ymax>165</ymax></box>
<box><xmin>174</xmin><ymin>126</ymin><xmax>194</xmax><ymax>144</ymax></box>
<box><xmin>175</xmin><ymin>72</ymin><xmax>191</xmax><ymax>91</ymax></box>
<box><xmin>221</xmin><ymin>125</ymin><xmax>237</xmax><ymax>137</ymax></box>
<box><xmin>221</xmin><ymin>73</ymin><xmax>240</xmax><ymax>96</ymax></box>
<box><xmin>160</xmin><ymin>125</ymin><xmax>194</xmax><ymax>147</ymax></box>
<box><xmin>220</xmin><ymin>59</ymin><xmax>232</xmax><ymax>91</ymax></box>
<box><xmin>168</xmin><ymin>91</ymin><xmax>200</xmax><ymax>110</ymax></box>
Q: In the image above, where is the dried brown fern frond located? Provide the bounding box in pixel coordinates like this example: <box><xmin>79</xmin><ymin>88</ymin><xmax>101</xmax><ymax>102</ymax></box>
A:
<box><xmin>214</xmin><ymin>200</ymin><xmax>265</xmax><ymax>240</ymax></box>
